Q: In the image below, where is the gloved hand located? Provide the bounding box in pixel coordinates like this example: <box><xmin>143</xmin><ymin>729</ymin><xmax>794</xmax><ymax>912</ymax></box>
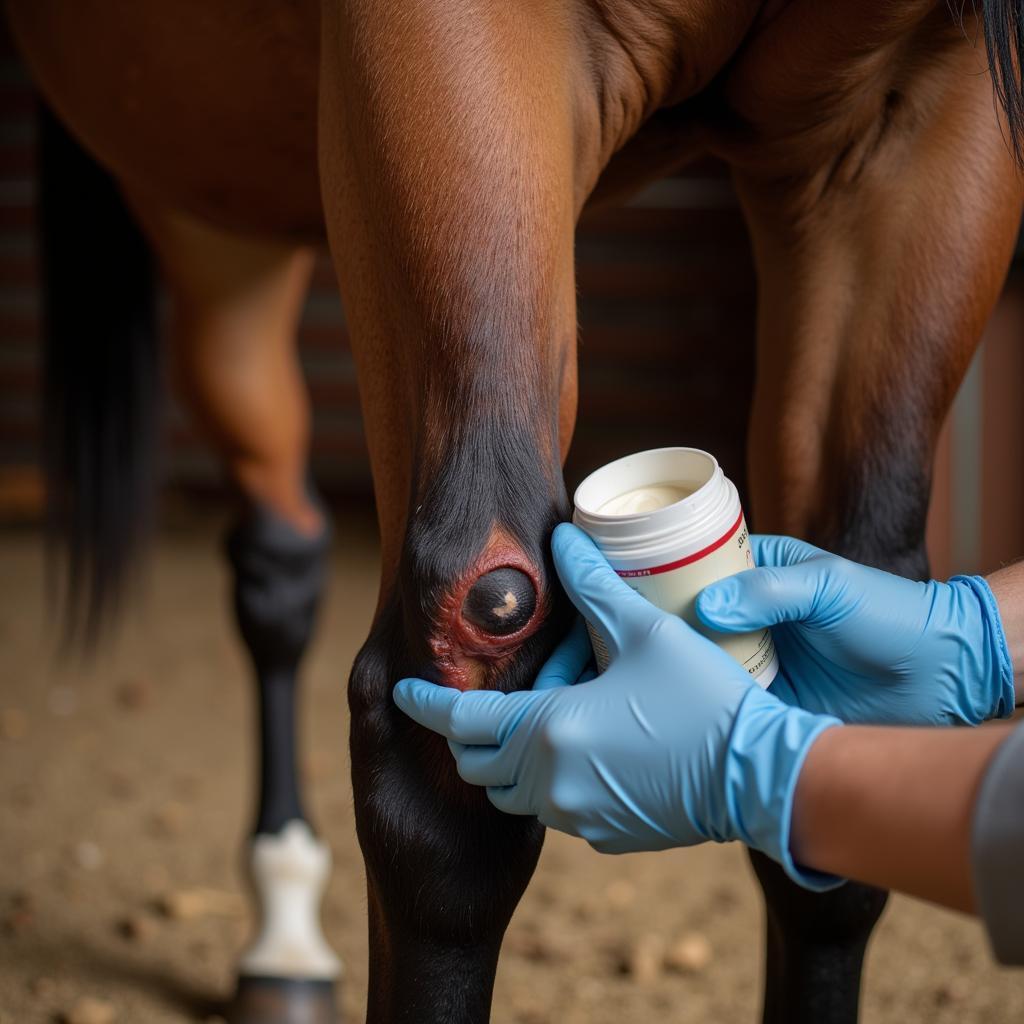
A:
<box><xmin>394</xmin><ymin>523</ymin><xmax>841</xmax><ymax>890</ymax></box>
<box><xmin>696</xmin><ymin>535</ymin><xmax>1015</xmax><ymax>727</ymax></box>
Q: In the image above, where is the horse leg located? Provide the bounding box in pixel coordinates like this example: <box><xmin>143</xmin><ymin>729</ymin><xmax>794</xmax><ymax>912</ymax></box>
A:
<box><xmin>224</xmin><ymin>501</ymin><xmax>336</xmax><ymax>1024</ymax></box>
<box><xmin>733</xmin><ymin>52</ymin><xmax>1024</xmax><ymax>1023</ymax></box>
<box><xmin>127</xmin><ymin>195</ymin><xmax>341</xmax><ymax>1023</ymax></box>
<box><xmin>318</xmin><ymin>5</ymin><xmax>584</xmax><ymax>1019</ymax></box>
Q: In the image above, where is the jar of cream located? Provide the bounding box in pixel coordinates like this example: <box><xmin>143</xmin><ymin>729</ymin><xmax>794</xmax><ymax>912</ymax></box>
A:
<box><xmin>572</xmin><ymin>446</ymin><xmax>778</xmax><ymax>686</ymax></box>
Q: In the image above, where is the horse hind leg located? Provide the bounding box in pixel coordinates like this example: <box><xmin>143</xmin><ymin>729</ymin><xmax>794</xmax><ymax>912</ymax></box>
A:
<box><xmin>225</xmin><ymin>502</ymin><xmax>339</xmax><ymax>1024</ymax></box>
<box><xmin>734</xmin><ymin>51</ymin><xmax>1022</xmax><ymax>1019</ymax></box>
<box><xmin>126</xmin><ymin>193</ymin><xmax>342</xmax><ymax>1023</ymax></box>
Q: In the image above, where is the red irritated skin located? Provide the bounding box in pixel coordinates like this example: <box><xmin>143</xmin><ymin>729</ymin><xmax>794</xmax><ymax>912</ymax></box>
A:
<box><xmin>428</xmin><ymin>527</ymin><xmax>548</xmax><ymax>691</ymax></box>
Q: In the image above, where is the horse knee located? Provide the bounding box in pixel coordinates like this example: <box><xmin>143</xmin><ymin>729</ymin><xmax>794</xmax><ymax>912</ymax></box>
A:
<box><xmin>396</xmin><ymin>515</ymin><xmax>568</xmax><ymax>694</ymax></box>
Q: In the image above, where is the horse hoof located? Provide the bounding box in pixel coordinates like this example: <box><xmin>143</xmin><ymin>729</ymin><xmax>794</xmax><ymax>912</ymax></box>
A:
<box><xmin>463</xmin><ymin>566</ymin><xmax>536</xmax><ymax>636</ymax></box>
<box><xmin>228</xmin><ymin>976</ymin><xmax>340</xmax><ymax>1024</ymax></box>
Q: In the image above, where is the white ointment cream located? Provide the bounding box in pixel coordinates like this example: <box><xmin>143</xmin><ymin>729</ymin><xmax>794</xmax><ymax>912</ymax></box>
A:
<box><xmin>574</xmin><ymin>447</ymin><xmax>778</xmax><ymax>686</ymax></box>
<box><xmin>239</xmin><ymin>820</ymin><xmax>342</xmax><ymax>981</ymax></box>
<box><xmin>598</xmin><ymin>482</ymin><xmax>693</xmax><ymax>516</ymax></box>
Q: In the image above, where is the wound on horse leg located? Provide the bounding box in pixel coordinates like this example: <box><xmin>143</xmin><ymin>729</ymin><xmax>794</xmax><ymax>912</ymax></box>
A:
<box><xmin>224</xmin><ymin>500</ymin><xmax>340</xmax><ymax>990</ymax></box>
<box><xmin>422</xmin><ymin>530</ymin><xmax>552</xmax><ymax>690</ymax></box>
<box><xmin>406</xmin><ymin>439</ymin><xmax>560</xmax><ymax>689</ymax></box>
<box><xmin>463</xmin><ymin>566</ymin><xmax>537</xmax><ymax>636</ymax></box>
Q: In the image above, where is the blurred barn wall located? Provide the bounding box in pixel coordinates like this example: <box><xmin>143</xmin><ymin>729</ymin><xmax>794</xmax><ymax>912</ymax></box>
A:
<box><xmin>0</xmin><ymin>37</ymin><xmax>1021</xmax><ymax>579</ymax></box>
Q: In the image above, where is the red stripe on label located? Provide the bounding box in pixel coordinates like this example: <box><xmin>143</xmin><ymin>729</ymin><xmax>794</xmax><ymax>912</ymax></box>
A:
<box><xmin>616</xmin><ymin>509</ymin><xmax>745</xmax><ymax>578</ymax></box>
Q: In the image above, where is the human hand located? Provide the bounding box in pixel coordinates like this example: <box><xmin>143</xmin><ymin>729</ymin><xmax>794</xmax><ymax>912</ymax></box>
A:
<box><xmin>393</xmin><ymin>523</ymin><xmax>840</xmax><ymax>889</ymax></box>
<box><xmin>696</xmin><ymin>535</ymin><xmax>1014</xmax><ymax>726</ymax></box>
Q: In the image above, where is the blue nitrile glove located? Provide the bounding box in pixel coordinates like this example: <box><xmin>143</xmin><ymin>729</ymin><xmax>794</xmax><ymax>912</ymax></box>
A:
<box><xmin>393</xmin><ymin>523</ymin><xmax>842</xmax><ymax>890</ymax></box>
<box><xmin>696</xmin><ymin>535</ymin><xmax>1015</xmax><ymax>727</ymax></box>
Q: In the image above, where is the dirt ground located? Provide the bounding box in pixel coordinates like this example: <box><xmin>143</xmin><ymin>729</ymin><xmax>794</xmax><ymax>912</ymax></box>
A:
<box><xmin>1</xmin><ymin>505</ymin><xmax>1022</xmax><ymax>1024</ymax></box>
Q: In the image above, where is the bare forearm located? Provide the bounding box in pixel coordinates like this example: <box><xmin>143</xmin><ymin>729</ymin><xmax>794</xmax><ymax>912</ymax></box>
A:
<box><xmin>790</xmin><ymin>724</ymin><xmax>1013</xmax><ymax>912</ymax></box>
<box><xmin>987</xmin><ymin>561</ymin><xmax>1024</xmax><ymax>701</ymax></box>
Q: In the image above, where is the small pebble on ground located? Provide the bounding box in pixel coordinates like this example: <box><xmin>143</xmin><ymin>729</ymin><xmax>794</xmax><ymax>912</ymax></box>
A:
<box><xmin>665</xmin><ymin>932</ymin><xmax>713</xmax><ymax>974</ymax></box>
<box><xmin>156</xmin><ymin>887</ymin><xmax>242</xmax><ymax>921</ymax></box>
<box><xmin>61</xmin><ymin>995</ymin><xmax>116</xmax><ymax>1024</ymax></box>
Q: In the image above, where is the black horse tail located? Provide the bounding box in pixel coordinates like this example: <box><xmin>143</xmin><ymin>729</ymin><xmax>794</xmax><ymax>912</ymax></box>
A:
<box><xmin>38</xmin><ymin>103</ymin><xmax>160</xmax><ymax>645</ymax></box>
<box><xmin>982</xmin><ymin>1</ymin><xmax>1024</xmax><ymax>164</ymax></box>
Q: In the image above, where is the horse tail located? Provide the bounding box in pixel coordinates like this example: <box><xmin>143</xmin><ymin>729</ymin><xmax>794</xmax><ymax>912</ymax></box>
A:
<box><xmin>982</xmin><ymin>1</ymin><xmax>1024</xmax><ymax>164</ymax></box>
<box><xmin>37</xmin><ymin>102</ymin><xmax>160</xmax><ymax>645</ymax></box>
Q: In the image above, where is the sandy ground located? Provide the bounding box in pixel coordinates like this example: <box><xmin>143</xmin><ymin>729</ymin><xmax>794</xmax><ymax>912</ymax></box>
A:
<box><xmin>1</xmin><ymin>506</ymin><xmax>1023</xmax><ymax>1024</ymax></box>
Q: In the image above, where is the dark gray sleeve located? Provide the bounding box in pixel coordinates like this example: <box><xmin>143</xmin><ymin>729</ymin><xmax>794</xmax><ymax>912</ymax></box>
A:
<box><xmin>972</xmin><ymin>722</ymin><xmax>1024</xmax><ymax>965</ymax></box>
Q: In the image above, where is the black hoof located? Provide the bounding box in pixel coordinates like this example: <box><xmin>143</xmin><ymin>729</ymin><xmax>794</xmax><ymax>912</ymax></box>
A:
<box><xmin>462</xmin><ymin>567</ymin><xmax>536</xmax><ymax>636</ymax></box>
<box><xmin>228</xmin><ymin>976</ymin><xmax>340</xmax><ymax>1024</ymax></box>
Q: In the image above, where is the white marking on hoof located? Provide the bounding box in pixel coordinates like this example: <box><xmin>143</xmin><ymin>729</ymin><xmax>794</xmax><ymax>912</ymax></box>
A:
<box><xmin>239</xmin><ymin>820</ymin><xmax>342</xmax><ymax>980</ymax></box>
<box><xmin>491</xmin><ymin>591</ymin><xmax>518</xmax><ymax>619</ymax></box>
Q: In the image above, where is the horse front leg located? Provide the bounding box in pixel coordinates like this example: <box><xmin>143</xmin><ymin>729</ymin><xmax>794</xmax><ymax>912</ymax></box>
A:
<box><xmin>733</xmin><ymin>44</ymin><xmax>1024</xmax><ymax>1024</ymax></box>
<box><xmin>318</xmin><ymin>4</ymin><xmax>588</xmax><ymax>1019</ymax></box>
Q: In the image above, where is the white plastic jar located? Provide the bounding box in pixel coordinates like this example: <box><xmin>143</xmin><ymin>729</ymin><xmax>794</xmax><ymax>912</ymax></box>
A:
<box><xmin>572</xmin><ymin>447</ymin><xmax>778</xmax><ymax>687</ymax></box>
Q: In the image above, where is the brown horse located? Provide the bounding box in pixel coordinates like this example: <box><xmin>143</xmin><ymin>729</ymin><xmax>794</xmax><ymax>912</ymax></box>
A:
<box><xmin>7</xmin><ymin>1</ymin><xmax>1024</xmax><ymax>1022</ymax></box>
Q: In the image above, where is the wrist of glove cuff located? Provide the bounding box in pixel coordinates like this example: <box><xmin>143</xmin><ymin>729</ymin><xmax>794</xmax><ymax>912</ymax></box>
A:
<box><xmin>948</xmin><ymin>575</ymin><xmax>1015</xmax><ymax>722</ymax></box>
<box><xmin>722</xmin><ymin>687</ymin><xmax>845</xmax><ymax>892</ymax></box>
